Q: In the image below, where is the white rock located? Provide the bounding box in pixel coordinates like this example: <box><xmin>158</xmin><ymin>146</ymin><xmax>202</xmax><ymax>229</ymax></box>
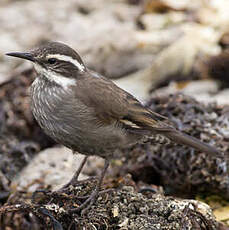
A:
<box><xmin>12</xmin><ymin>146</ymin><xmax>89</xmax><ymax>192</ymax></box>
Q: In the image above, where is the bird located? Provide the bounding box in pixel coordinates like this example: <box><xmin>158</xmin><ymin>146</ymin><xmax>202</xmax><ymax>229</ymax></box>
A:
<box><xmin>6</xmin><ymin>41</ymin><xmax>220</xmax><ymax>213</ymax></box>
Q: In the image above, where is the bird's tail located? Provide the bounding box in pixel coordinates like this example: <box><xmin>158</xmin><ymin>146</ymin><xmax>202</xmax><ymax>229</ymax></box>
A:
<box><xmin>124</xmin><ymin>101</ymin><xmax>220</xmax><ymax>156</ymax></box>
<box><xmin>160</xmin><ymin>129</ymin><xmax>220</xmax><ymax>156</ymax></box>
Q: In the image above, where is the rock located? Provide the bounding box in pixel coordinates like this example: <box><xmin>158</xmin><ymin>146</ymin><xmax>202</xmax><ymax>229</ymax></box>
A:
<box><xmin>12</xmin><ymin>146</ymin><xmax>88</xmax><ymax>191</ymax></box>
<box><xmin>0</xmin><ymin>183</ymin><xmax>219</xmax><ymax>229</ymax></box>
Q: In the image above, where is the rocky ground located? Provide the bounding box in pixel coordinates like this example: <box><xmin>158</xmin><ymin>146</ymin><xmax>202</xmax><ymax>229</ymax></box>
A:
<box><xmin>0</xmin><ymin>0</ymin><xmax>229</xmax><ymax>229</ymax></box>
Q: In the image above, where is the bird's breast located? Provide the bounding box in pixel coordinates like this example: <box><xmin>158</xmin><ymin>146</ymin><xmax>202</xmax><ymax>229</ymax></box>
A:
<box><xmin>30</xmin><ymin>77</ymin><xmax>135</xmax><ymax>157</ymax></box>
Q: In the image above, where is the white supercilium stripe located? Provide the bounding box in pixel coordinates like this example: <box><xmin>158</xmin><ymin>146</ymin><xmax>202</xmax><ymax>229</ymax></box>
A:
<box><xmin>46</xmin><ymin>54</ymin><xmax>85</xmax><ymax>72</ymax></box>
<box><xmin>34</xmin><ymin>63</ymin><xmax>76</xmax><ymax>89</ymax></box>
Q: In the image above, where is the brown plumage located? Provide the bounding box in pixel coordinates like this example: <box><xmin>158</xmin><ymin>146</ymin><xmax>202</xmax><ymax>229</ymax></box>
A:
<box><xmin>72</xmin><ymin>71</ymin><xmax>219</xmax><ymax>156</ymax></box>
<box><xmin>6</xmin><ymin>42</ymin><xmax>220</xmax><ymax>213</ymax></box>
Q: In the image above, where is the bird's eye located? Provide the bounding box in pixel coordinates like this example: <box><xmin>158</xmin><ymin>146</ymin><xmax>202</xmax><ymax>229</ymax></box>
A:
<box><xmin>47</xmin><ymin>58</ymin><xmax>57</xmax><ymax>64</ymax></box>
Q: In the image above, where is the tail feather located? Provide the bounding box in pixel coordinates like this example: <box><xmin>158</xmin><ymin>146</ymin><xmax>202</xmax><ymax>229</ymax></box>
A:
<box><xmin>160</xmin><ymin>130</ymin><xmax>220</xmax><ymax>156</ymax></box>
<box><xmin>123</xmin><ymin>98</ymin><xmax>220</xmax><ymax>156</ymax></box>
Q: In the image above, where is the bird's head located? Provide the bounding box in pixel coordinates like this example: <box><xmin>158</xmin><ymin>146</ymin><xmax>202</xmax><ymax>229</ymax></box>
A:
<box><xmin>6</xmin><ymin>41</ymin><xmax>86</xmax><ymax>87</ymax></box>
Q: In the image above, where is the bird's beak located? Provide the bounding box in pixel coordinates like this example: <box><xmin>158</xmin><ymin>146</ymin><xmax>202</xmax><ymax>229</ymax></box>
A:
<box><xmin>6</xmin><ymin>52</ymin><xmax>35</xmax><ymax>62</ymax></box>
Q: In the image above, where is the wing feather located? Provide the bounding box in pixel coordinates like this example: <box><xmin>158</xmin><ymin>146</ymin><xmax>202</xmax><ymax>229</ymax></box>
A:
<box><xmin>71</xmin><ymin>71</ymin><xmax>220</xmax><ymax>156</ymax></box>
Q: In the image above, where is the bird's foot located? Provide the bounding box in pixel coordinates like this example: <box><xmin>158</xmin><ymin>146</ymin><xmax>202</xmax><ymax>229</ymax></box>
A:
<box><xmin>32</xmin><ymin>159</ymin><xmax>110</xmax><ymax>215</ymax></box>
<box><xmin>31</xmin><ymin>177</ymin><xmax>97</xmax><ymax>203</ymax></box>
<box><xmin>69</xmin><ymin>189</ymin><xmax>98</xmax><ymax>214</ymax></box>
<box><xmin>57</xmin><ymin>176</ymin><xmax>97</xmax><ymax>193</ymax></box>
<box><xmin>68</xmin><ymin>159</ymin><xmax>110</xmax><ymax>214</ymax></box>
<box><xmin>68</xmin><ymin>188</ymin><xmax>114</xmax><ymax>215</ymax></box>
<box><xmin>57</xmin><ymin>155</ymin><xmax>89</xmax><ymax>193</ymax></box>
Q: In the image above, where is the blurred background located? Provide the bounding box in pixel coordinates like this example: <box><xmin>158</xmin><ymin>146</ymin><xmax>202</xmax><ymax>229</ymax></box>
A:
<box><xmin>1</xmin><ymin>0</ymin><xmax>229</xmax><ymax>103</ymax></box>
<box><xmin>1</xmin><ymin>0</ymin><xmax>229</xmax><ymax>228</ymax></box>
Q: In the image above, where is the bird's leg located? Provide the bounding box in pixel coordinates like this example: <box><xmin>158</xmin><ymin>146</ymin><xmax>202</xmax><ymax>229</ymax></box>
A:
<box><xmin>69</xmin><ymin>159</ymin><xmax>110</xmax><ymax>214</ymax></box>
<box><xmin>58</xmin><ymin>155</ymin><xmax>88</xmax><ymax>192</ymax></box>
<box><xmin>69</xmin><ymin>155</ymin><xmax>89</xmax><ymax>184</ymax></box>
